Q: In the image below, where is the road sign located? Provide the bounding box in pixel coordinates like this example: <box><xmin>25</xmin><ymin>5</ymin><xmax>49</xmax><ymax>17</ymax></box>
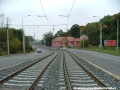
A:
<box><xmin>104</xmin><ymin>40</ymin><xmax>116</xmax><ymax>46</ymax></box>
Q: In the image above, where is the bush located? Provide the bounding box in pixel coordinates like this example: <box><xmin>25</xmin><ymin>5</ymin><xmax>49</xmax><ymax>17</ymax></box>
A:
<box><xmin>103</xmin><ymin>46</ymin><xmax>116</xmax><ymax>51</ymax></box>
<box><xmin>0</xmin><ymin>48</ymin><xmax>6</xmax><ymax>56</ymax></box>
<box><xmin>80</xmin><ymin>40</ymin><xmax>89</xmax><ymax>48</ymax></box>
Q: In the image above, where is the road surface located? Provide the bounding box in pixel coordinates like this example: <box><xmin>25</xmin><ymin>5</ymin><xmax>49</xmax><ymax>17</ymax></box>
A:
<box><xmin>68</xmin><ymin>49</ymin><xmax>120</xmax><ymax>77</ymax></box>
<box><xmin>0</xmin><ymin>49</ymin><xmax>51</xmax><ymax>70</ymax></box>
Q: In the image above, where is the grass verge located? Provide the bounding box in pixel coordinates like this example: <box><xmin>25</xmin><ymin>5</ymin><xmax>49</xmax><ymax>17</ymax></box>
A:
<box><xmin>74</xmin><ymin>46</ymin><xmax>120</xmax><ymax>56</ymax></box>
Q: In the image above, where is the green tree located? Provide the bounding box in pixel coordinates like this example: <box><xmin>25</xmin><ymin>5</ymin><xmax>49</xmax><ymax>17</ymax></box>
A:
<box><xmin>81</xmin><ymin>22</ymin><xmax>99</xmax><ymax>45</ymax></box>
<box><xmin>25</xmin><ymin>36</ymin><xmax>33</xmax><ymax>52</ymax></box>
<box><xmin>70</xmin><ymin>24</ymin><xmax>80</xmax><ymax>38</ymax></box>
<box><xmin>0</xmin><ymin>28</ymin><xmax>7</xmax><ymax>51</ymax></box>
<box><xmin>10</xmin><ymin>37</ymin><xmax>22</xmax><ymax>53</ymax></box>
<box><xmin>41</xmin><ymin>39</ymin><xmax>45</xmax><ymax>45</ymax></box>
<box><xmin>54</xmin><ymin>29</ymin><xmax>66</xmax><ymax>38</ymax></box>
<box><xmin>0</xmin><ymin>28</ymin><xmax>33</xmax><ymax>54</ymax></box>
<box><xmin>12</xmin><ymin>28</ymin><xmax>23</xmax><ymax>42</ymax></box>
<box><xmin>43</xmin><ymin>31</ymin><xmax>54</xmax><ymax>46</ymax></box>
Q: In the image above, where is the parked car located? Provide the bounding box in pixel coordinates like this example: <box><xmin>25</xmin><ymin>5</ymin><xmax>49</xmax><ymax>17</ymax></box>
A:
<box><xmin>36</xmin><ymin>49</ymin><xmax>42</xmax><ymax>53</ymax></box>
<box><xmin>62</xmin><ymin>46</ymin><xmax>66</xmax><ymax>50</ymax></box>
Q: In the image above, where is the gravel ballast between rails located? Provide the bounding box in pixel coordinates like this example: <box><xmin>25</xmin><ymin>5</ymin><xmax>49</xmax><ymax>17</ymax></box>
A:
<box><xmin>0</xmin><ymin>51</ymin><xmax>57</xmax><ymax>90</ymax></box>
<box><xmin>35</xmin><ymin>50</ymin><xmax>62</xmax><ymax>90</ymax></box>
<box><xmin>68</xmin><ymin>51</ymin><xmax>120</xmax><ymax>90</ymax></box>
<box><xmin>0</xmin><ymin>51</ymin><xmax>54</xmax><ymax>80</ymax></box>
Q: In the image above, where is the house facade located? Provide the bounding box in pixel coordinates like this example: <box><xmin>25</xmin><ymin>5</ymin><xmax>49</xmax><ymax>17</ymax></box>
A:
<box><xmin>74</xmin><ymin>38</ymin><xmax>80</xmax><ymax>47</ymax></box>
<box><xmin>52</xmin><ymin>37</ymin><xmax>64</xmax><ymax>48</ymax></box>
<box><xmin>52</xmin><ymin>36</ymin><xmax>80</xmax><ymax>48</ymax></box>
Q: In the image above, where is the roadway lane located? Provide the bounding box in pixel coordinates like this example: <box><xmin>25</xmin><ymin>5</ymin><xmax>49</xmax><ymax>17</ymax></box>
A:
<box><xmin>0</xmin><ymin>49</ymin><xmax>51</xmax><ymax>70</ymax></box>
<box><xmin>68</xmin><ymin>49</ymin><xmax>120</xmax><ymax>77</ymax></box>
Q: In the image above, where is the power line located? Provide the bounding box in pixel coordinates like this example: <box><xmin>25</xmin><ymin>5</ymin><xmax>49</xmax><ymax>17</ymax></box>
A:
<box><xmin>66</xmin><ymin>0</ymin><xmax>76</xmax><ymax>30</ymax></box>
<box><xmin>68</xmin><ymin>0</ymin><xmax>76</xmax><ymax>17</ymax></box>
<box><xmin>39</xmin><ymin>0</ymin><xmax>51</xmax><ymax>26</ymax></box>
<box><xmin>8</xmin><ymin>24</ymin><xmax>67</xmax><ymax>26</ymax></box>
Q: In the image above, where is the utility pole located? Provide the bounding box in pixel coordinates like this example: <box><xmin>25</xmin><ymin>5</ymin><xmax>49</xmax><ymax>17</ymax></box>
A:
<box><xmin>117</xmin><ymin>19</ymin><xmax>119</xmax><ymax>53</ymax></box>
<box><xmin>6</xmin><ymin>17</ymin><xmax>9</xmax><ymax>55</ymax></box>
<box><xmin>80</xmin><ymin>28</ymin><xmax>81</xmax><ymax>47</ymax></box>
<box><xmin>93</xmin><ymin>16</ymin><xmax>102</xmax><ymax>51</ymax></box>
<box><xmin>22</xmin><ymin>15</ymin><xmax>31</xmax><ymax>54</ymax></box>
<box><xmin>100</xmin><ymin>20</ymin><xmax>102</xmax><ymax>51</ymax></box>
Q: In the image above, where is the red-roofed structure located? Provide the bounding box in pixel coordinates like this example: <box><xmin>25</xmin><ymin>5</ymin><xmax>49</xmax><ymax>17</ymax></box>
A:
<box><xmin>52</xmin><ymin>37</ymin><xmax>64</xmax><ymax>42</ymax></box>
<box><xmin>74</xmin><ymin>38</ymin><xmax>80</xmax><ymax>47</ymax></box>
<box><xmin>52</xmin><ymin>36</ymin><xmax>80</xmax><ymax>48</ymax></box>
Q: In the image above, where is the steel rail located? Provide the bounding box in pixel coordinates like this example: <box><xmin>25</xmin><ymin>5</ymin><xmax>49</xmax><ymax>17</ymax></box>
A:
<box><xmin>27</xmin><ymin>51</ymin><xmax>59</xmax><ymax>90</ymax></box>
<box><xmin>63</xmin><ymin>52</ymin><xmax>72</xmax><ymax>90</ymax></box>
<box><xmin>0</xmin><ymin>51</ymin><xmax>55</xmax><ymax>84</ymax></box>
<box><xmin>67</xmin><ymin>51</ymin><xmax>109</xmax><ymax>90</ymax></box>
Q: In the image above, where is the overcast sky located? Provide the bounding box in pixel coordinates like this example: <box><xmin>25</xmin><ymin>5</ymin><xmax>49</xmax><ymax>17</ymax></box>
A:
<box><xmin>0</xmin><ymin>0</ymin><xmax>120</xmax><ymax>40</ymax></box>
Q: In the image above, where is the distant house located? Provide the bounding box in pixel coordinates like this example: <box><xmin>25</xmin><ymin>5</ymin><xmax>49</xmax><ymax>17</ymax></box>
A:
<box><xmin>52</xmin><ymin>36</ymin><xmax>80</xmax><ymax>47</ymax></box>
<box><xmin>66</xmin><ymin>37</ymin><xmax>75</xmax><ymax>47</ymax></box>
<box><xmin>74</xmin><ymin>38</ymin><xmax>80</xmax><ymax>47</ymax></box>
<box><xmin>52</xmin><ymin>37</ymin><xmax>64</xmax><ymax>48</ymax></box>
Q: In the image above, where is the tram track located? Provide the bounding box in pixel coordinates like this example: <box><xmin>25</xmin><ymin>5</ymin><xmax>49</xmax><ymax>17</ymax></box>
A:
<box><xmin>58</xmin><ymin>51</ymin><xmax>109</xmax><ymax>90</ymax></box>
<box><xmin>0</xmin><ymin>51</ymin><xmax>54</xmax><ymax>83</ymax></box>
<box><xmin>0</xmin><ymin>51</ymin><xmax>59</xmax><ymax>90</ymax></box>
<box><xmin>0</xmin><ymin>49</ymin><xmax>117</xmax><ymax>90</ymax></box>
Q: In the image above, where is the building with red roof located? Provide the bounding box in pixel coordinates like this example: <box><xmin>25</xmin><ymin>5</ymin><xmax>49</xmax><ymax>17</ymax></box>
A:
<box><xmin>52</xmin><ymin>37</ymin><xmax>64</xmax><ymax>48</ymax></box>
<box><xmin>74</xmin><ymin>38</ymin><xmax>80</xmax><ymax>47</ymax></box>
<box><xmin>52</xmin><ymin>36</ymin><xmax>80</xmax><ymax>48</ymax></box>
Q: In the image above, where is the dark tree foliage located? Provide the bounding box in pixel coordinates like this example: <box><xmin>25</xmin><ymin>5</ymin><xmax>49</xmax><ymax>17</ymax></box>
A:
<box><xmin>70</xmin><ymin>24</ymin><xmax>80</xmax><ymax>38</ymax></box>
<box><xmin>0</xmin><ymin>28</ymin><xmax>7</xmax><ymax>51</ymax></box>
<box><xmin>43</xmin><ymin>31</ymin><xmax>53</xmax><ymax>46</ymax></box>
<box><xmin>66</xmin><ymin>29</ymin><xmax>72</xmax><ymax>36</ymax></box>
<box><xmin>54</xmin><ymin>29</ymin><xmax>67</xmax><ymax>38</ymax></box>
<box><xmin>12</xmin><ymin>28</ymin><xmax>23</xmax><ymax>42</ymax></box>
<box><xmin>25</xmin><ymin>36</ymin><xmax>33</xmax><ymax>52</ymax></box>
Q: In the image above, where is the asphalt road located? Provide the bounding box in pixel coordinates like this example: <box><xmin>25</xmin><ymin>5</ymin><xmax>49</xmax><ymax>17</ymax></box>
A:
<box><xmin>0</xmin><ymin>49</ymin><xmax>51</xmax><ymax>70</ymax></box>
<box><xmin>68</xmin><ymin>49</ymin><xmax>120</xmax><ymax>77</ymax></box>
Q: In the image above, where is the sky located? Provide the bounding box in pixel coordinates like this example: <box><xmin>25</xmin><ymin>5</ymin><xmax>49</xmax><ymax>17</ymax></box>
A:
<box><xmin>0</xmin><ymin>0</ymin><xmax>120</xmax><ymax>40</ymax></box>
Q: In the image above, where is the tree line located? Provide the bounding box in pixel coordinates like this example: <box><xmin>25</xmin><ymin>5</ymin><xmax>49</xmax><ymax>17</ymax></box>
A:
<box><xmin>0</xmin><ymin>12</ymin><xmax>119</xmax><ymax>55</ymax></box>
<box><xmin>0</xmin><ymin>28</ymin><xmax>33</xmax><ymax>55</ymax></box>
<box><xmin>42</xmin><ymin>12</ymin><xmax>120</xmax><ymax>47</ymax></box>
<box><xmin>81</xmin><ymin>12</ymin><xmax>120</xmax><ymax>46</ymax></box>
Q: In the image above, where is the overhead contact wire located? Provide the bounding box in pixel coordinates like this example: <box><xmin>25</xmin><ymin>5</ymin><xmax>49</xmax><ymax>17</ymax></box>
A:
<box><xmin>40</xmin><ymin>0</ymin><xmax>51</xmax><ymax>26</ymax></box>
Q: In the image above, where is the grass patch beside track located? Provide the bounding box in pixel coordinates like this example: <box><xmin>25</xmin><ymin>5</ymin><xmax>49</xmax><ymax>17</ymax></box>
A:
<box><xmin>73</xmin><ymin>46</ymin><xmax>120</xmax><ymax>56</ymax></box>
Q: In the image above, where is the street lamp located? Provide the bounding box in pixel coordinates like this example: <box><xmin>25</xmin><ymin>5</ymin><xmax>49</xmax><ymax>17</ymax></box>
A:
<box><xmin>59</xmin><ymin>15</ymin><xmax>68</xmax><ymax>17</ymax></box>
<box><xmin>22</xmin><ymin>15</ymin><xmax>31</xmax><ymax>54</ymax></box>
<box><xmin>59</xmin><ymin>15</ymin><xmax>69</xmax><ymax>31</ymax></box>
<box><xmin>37</xmin><ymin>15</ymin><xmax>46</xmax><ymax>17</ymax></box>
<box><xmin>6</xmin><ymin>17</ymin><xmax>9</xmax><ymax>55</ymax></box>
<box><xmin>33</xmin><ymin>27</ymin><xmax>39</xmax><ymax>48</ymax></box>
<box><xmin>93</xmin><ymin>16</ymin><xmax>102</xmax><ymax>51</ymax></box>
